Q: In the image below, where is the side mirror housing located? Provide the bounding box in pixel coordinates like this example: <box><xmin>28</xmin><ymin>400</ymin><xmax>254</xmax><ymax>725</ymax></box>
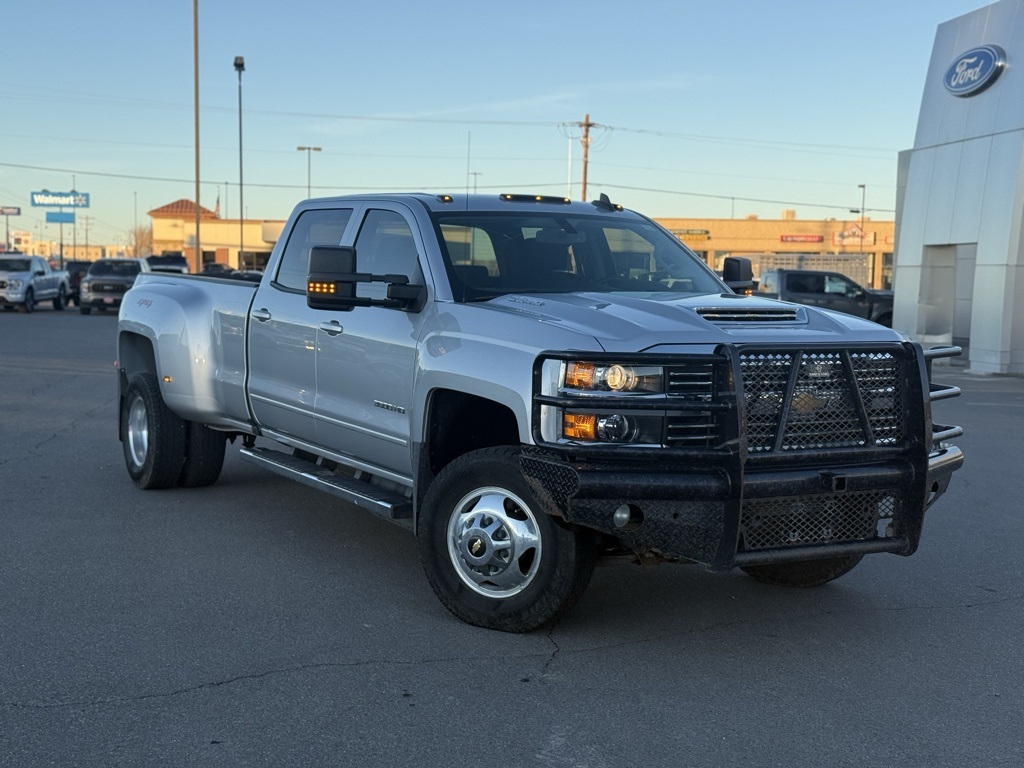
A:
<box><xmin>306</xmin><ymin>245</ymin><xmax>425</xmax><ymax>312</ymax></box>
<box><xmin>722</xmin><ymin>257</ymin><xmax>755</xmax><ymax>293</ymax></box>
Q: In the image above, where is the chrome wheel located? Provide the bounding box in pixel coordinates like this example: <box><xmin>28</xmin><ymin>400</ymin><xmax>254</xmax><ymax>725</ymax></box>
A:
<box><xmin>446</xmin><ymin>486</ymin><xmax>542</xmax><ymax>599</ymax></box>
<box><xmin>126</xmin><ymin>394</ymin><xmax>149</xmax><ymax>469</ymax></box>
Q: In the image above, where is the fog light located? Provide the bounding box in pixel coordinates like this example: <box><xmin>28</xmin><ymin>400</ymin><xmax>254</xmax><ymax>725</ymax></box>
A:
<box><xmin>613</xmin><ymin>503</ymin><xmax>643</xmax><ymax>530</ymax></box>
<box><xmin>597</xmin><ymin>414</ymin><xmax>634</xmax><ymax>442</ymax></box>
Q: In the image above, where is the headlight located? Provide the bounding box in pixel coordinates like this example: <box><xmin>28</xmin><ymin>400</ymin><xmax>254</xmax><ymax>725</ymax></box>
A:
<box><xmin>80</xmin><ymin>281</ymin><xmax>91</xmax><ymax>291</ymax></box>
<box><xmin>562</xmin><ymin>412</ymin><xmax>663</xmax><ymax>443</ymax></box>
<box><xmin>538</xmin><ymin>356</ymin><xmax>722</xmax><ymax>448</ymax></box>
<box><xmin>7</xmin><ymin>279</ymin><xmax>23</xmax><ymax>290</ymax></box>
<box><xmin>564</xmin><ymin>362</ymin><xmax>664</xmax><ymax>393</ymax></box>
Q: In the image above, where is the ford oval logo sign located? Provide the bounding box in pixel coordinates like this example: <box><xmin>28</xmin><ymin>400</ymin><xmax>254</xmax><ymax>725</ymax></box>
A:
<box><xmin>943</xmin><ymin>45</ymin><xmax>1007</xmax><ymax>97</ymax></box>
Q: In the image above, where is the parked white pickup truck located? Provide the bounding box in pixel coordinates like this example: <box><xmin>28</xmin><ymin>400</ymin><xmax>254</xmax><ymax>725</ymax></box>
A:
<box><xmin>0</xmin><ymin>254</ymin><xmax>71</xmax><ymax>312</ymax></box>
<box><xmin>115</xmin><ymin>193</ymin><xmax>964</xmax><ymax>632</ymax></box>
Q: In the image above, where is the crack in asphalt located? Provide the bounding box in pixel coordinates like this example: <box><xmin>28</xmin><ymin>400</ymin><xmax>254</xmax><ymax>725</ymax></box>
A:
<box><xmin>4</xmin><ymin>396</ymin><xmax>117</xmax><ymax>463</ymax></box>
<box><xmin>4</xmin><ymin>591</ymin><xmax>1019</xmax><ymax>711</ymax></box>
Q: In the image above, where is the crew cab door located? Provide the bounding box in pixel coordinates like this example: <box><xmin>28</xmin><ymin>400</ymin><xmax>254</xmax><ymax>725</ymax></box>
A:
<box><xmin>313</xmin><ymin>206</ymin><xmax>428</xmax><ymax>476</ymax></box>
<box><xmin>32</xmin><ymin>257</ymin><xmax>56</xmax><ymax>296</ymax></box>
<box><xmin>247</xmin><ymin>207</ymin><xmax>354</xmax><ymax>443</ymax></box>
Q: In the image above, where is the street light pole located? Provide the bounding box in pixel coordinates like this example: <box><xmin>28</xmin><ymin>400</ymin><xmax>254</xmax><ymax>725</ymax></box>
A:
<box><xmin>234</xmin><ymin>55</ymin><xmax>245</xmax><ymax>268</ymax></box>
<box><xmin>193</xmin><ymin>0</ymin><xmax>201</xmax><ymax>272</ymax></box>
<box><xmin>296</xmin><ymin>146</ymin><xmax>321</xmax><ymax>198</ymax></box>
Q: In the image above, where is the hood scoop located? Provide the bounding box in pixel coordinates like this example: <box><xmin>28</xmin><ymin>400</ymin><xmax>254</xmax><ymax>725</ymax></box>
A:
<box><xmin>695</xmin><ymin>306</ymin><xmax>801</xmax><ymax>323</ymax></box>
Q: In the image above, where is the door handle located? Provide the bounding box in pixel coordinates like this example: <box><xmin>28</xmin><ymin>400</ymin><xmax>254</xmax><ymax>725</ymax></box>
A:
<box><xmin>320</xmin><ymin>320</ymin><xmax>344</xmax><ymax>336</ymax></box>
<box><xmin>252</xmin><ymin>308</ymin><xmax>272</xmax><ymax>322</ymax></box>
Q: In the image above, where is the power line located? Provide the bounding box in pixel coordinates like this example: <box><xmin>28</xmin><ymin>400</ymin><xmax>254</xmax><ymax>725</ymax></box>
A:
<box><xmin>593</xmin><ymin>182</ymin><xmax>896</xmax><ymax>214</ymax></box>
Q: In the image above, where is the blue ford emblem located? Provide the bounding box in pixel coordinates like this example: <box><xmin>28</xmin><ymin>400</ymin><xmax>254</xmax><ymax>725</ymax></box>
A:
<box><xmin>943</xmin><ymin>45</ymin><xmax>1007</xmax><ymax>97</ymax></box>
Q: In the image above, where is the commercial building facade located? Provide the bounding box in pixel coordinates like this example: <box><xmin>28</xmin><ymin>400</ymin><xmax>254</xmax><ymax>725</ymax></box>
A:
<box><xmin>895</xmin><ymin>0</ymin><xmax>1024</xmax><ymax>374</ymax></box>
<box><xmin>147</xmin><ymin>201</ymin><xmax>894</xmax><ymax>287</ymax></box>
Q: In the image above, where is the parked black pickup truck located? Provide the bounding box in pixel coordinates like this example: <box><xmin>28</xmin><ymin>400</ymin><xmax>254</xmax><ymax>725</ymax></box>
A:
<box><xmin>757</xmin><ymin>269</ymin><xmax>893</xmax><ymax>327</ymax></box>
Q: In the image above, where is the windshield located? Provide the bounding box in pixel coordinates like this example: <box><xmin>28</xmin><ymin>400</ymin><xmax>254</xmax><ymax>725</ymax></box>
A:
<box><xmin>89</xmin><ymin>261</ymin><xmax>141</xmax><ymax>277</ymax></box>
<box><xmin>0</xmin><ymin>258</ymin><xmax>31</xmax><ymax>272</ymax></box>
<box><xmin>432</xmin><ymin>212</ymin><xmax>724</xmax><ymax>301</ymax></box>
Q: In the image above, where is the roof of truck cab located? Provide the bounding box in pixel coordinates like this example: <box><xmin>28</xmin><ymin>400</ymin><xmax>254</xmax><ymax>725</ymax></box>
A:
<box><xmin>301</xmin><ymin>193</ymin><xmax>646</xmax><ymax>217</ymax></box>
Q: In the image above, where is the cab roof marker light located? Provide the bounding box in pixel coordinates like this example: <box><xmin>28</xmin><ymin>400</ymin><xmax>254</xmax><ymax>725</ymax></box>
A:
<box><xmin>436</xmin><ymin>194</ymin><xmax>454</xmax><ymax>203</ymax></box>
<box><xmin>499</xmin><ymin>193</ymin><xmax>572</xmax><ymax>205</ymax></box>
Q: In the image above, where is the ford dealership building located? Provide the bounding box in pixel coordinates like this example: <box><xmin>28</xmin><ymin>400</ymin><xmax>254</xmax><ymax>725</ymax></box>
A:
<box><xmin>895</xmin><ymin>0</ymin><xmax>1024</xmax><ymax>374</ymax></box>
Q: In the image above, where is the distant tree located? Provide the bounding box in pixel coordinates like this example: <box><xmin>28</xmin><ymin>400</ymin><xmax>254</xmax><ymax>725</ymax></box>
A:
<box><xmin>130</xmin><ymin>226</ymin><xmax>153</xmax><ymax>258</ymax></box>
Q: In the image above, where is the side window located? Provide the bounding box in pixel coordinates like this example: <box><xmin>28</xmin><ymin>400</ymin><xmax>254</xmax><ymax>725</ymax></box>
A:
<box><xmin>824</xmin><ymin>274</ymin><xmax>852</xmax><ymax>295</ymax></box>
<box><xmin>353</xmin><ymin>210</ymin><xmax>423</xmax><ymax>300</ymax></box>
<box><xmin>787</xmin><ymin>273</ymin><xmax>824</xmax><ymax>294</ymax></box>
<box><xmin>274</xmin><ymin>208</ymin><xmax>353</xmax><ymax>291</ymax></box>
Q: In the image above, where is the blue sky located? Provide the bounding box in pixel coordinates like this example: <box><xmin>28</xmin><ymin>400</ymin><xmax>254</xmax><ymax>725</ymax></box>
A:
<box><xmin>0</xmin><ymin>0</ymin><xmax>986</xmax><ymax>247</ymax></box>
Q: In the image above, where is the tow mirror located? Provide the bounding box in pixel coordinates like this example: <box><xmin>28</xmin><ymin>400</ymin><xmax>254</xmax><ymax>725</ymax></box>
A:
<box><xmin>723</xmin><ymin>257</ymin><xmax>755</xmax><ymax>293</ymax></box>
<box><xmin>306</xmin><ymin>245</ymin><xmax>425</xmax><ymax>312</ymax></box>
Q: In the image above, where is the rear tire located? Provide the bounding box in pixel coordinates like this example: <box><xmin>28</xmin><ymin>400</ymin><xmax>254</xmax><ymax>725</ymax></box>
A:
<box><xmin>53</xmin><ymin>286</ymin><xmax>66</xmax><ymax>311</ymax></box>
<box><xmin>418</xmin><ymin>447</ymin><xmax>596</xmax><ymax>632</ymax></box>
<box><xmin>178</xmin><ymin>422</ymin><xmax>227</xmax><ymax>487</ymax></box>
<box><xmin>121</xmin><ymin>373</ymin><xmax>186</xmax><ymax>489</ymax></box>
<box><xmin>741</xmin><ymin>555</ymin><xmax>863</xmax><ymax>587</ymax></box>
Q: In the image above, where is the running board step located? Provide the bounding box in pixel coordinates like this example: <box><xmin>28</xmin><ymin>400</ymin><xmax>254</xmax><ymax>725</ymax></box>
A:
<box><xmin>240</xmin><ymin>446</ymin><xmax>413</xmax><ymax>526</ymax></box>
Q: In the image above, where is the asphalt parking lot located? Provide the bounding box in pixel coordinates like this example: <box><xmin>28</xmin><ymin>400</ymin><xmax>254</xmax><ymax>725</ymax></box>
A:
<box><xmin>2</xmin><ymin>309</ymin><xmax>1022</xmax><ymax>767</ymax></box>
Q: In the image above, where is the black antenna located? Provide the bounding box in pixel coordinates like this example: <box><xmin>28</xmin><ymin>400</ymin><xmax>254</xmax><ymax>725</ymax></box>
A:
<box><xmin>591</xmin><ymin>193</ymin><xmax>622</xmax><ymax>212</ymax></box>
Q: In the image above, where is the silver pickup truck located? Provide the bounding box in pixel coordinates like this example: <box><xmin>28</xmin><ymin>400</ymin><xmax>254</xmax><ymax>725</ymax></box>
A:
<box><xmin>0</xmin><ymin>254</ymin><xmax>71</xmax><ymax>312</ymax></box>
<box><xmin>115</xmin><ymin>193</ymin><xmax>964</xmax><ymax>632</ymax></box>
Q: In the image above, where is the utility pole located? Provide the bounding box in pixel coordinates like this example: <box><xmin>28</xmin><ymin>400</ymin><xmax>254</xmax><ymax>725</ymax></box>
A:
<box><xmin>81</xmin><ymin>215</ymin><xmax>94</xmax><ymax>259</ymax></box>
<box><xmin>564</xmin><ymin>114</ymin><xmax>599</xmax><ymax>202</ymax></box>
<box><xmin>581</xmin><ymin>114</ymin><xmax>592</xmax><ymax>202</ymax></box>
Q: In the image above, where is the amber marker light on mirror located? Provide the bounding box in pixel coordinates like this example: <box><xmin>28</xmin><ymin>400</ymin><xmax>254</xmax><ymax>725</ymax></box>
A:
<box><xmin>563</xmin><ymin>413</ymin><xmax>597</xmax><ymax>440</ymax></box>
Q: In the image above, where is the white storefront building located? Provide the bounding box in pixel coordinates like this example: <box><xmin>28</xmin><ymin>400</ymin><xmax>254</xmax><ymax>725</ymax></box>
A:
<box><xmin>895</xmin><ymin>0</ymin><xmax>1024</xmax><ymax>374</ymax></box>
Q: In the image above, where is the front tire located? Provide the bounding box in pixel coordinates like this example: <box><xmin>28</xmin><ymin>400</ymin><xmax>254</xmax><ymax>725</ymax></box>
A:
<box><xmin>418</xmin><ymin>447</ymin><xmax>596</xmax><ymax>632</ymax></box>
<box><xmin>741</xmin><ymin>554</ymin><xmax>863</xmax><ymax>587</ymax></box>
<box><xmin>121</xmin><ymin>373</ymin><xmax>186</xmax><ymax>489</ymax></box>
<box><xmin>80</xmin><ymin>306</ymin><xmax>92</xmax><ymax>315</ymax></box>
<box><xmin>20</xmin><ymin>288</ymin><xmax>34</xmax><ymax>313</ymax></box>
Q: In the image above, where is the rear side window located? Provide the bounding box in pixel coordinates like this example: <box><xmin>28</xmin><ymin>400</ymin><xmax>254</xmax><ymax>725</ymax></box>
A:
<box><xmin>274</xmin><ymin>208</ymin><xmax>353</xmax><ymax>291</ymax></box>
<box><xmin>352</xmin><ymin>210</ymin><xmax>422</xmax><ymax>300</ymax></box>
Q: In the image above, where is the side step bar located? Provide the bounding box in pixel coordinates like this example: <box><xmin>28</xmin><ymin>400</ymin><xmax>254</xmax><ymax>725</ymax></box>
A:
<box><xmin>240</xmin><ymin>446</ymin><xmax>413</xmax><ymax>528</ymax></box>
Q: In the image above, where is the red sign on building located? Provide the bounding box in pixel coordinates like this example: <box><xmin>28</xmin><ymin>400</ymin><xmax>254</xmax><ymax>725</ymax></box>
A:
<box><xmin>780</xmin><ymin>234</ymin><xmax>824</xmax><ymax>243</ymax></box>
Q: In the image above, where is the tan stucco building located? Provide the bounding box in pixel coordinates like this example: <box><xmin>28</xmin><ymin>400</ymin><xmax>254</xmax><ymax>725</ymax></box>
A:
<box><xmin>659</xmin><ymin>211</ymin><xmax>895</xmax><ymax>289</ymax></box>
<box><xmin>147</xmin><ymin>199</ymin><xmax>894</xmax><ymax>288</ymax></box>
<box><xmin>149</xmin><ymin>199</ymin><xmax>284</xmax><ymax>271</ymax></box>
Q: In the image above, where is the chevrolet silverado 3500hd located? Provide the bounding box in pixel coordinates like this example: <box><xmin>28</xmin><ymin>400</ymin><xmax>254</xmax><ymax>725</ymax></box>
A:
<box><xmin>115</xmin><ymin>193</ymin><xmax>963</xmax><ymax>631</ymax></box>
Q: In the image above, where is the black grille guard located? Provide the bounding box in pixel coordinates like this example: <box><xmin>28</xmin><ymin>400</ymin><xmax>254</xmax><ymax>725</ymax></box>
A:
<box><xmin>526</xmin><ymin>342</ymin><xmax>963</xmax><ymax>570</ymax></box>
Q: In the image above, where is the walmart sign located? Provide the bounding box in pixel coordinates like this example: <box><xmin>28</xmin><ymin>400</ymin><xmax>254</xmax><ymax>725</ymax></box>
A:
<box><xmin>31</xmin><ymin>191</ymin><xmax>90</xmax><ymax>208</ymax></box>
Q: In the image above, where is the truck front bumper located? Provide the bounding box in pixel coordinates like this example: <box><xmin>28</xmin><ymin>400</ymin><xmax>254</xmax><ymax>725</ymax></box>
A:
<box><xmin>522</xmin><ymin>444</ymin><xmax>962</xmax><ymax>571</ymax></box>
<box><xmin>1</xmin><ymin>288</ymin><xmax>26</xmax><ymax>304</ymax></box>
